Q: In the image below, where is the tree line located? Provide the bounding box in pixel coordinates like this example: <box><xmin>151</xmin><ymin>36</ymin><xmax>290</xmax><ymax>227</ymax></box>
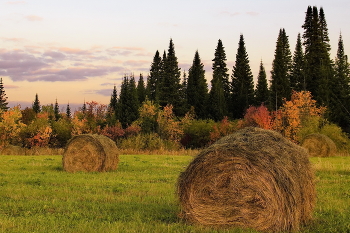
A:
<box><xmin>0</xmin><ymin>6</ymin><xmax>349</xmax><ymax>134</ymax></box>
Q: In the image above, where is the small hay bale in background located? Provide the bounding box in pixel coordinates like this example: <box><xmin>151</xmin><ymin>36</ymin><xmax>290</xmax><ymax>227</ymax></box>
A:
<box><xmin>0</xmin><ymin>145</ymin><xmax>25</xmax><ymax>155</ymax></box>
<box><xmin>63</xmin><ymin>134</ymin><xmax>119</xmax><ymax>172</ymax></box>
<box><xmin>177</xmin><ymin>127</ymin><xmax>315</xmax><ymax>232</ymax></box>
<box><xmin>301</xmin><ymin>133</ymin><xmax>337</xmax><ymax>157</ymax></box>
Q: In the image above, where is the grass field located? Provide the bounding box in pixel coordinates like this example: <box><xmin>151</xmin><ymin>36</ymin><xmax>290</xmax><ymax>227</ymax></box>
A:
<box><xmin>0</xmin><ymin>154</ymin><xmax>349</xmax><ymax>233</ymax></box>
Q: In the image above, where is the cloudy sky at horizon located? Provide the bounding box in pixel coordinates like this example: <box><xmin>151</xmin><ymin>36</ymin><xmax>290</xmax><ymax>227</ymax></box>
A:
<box><xmin>1</xmin><ymin>0</ymin><xmax>349</xmax><ymax>110</ymax></box>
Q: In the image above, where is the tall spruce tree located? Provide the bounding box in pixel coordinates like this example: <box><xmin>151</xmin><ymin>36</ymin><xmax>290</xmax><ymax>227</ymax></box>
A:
<box><xmin>255</xmin><ymin>60</ymin><xmax>270</xmax><ymax>106</ymax></box>
<box><xmin>32</xmin><ymin>93</ymin><xmax>41</xmax><ymax>114</ymax></box>
<box><xmin>0</xmin><ymin>78</ymin><xmax>9</xmax><ymax>111</ymax></box>
<box><xmin>329</xmin><ymin>33</ymin><xmax>350</xmax><ymax>131</ymax></box>
<box><xmin>290</xmin><ymin>33</ymin><xmax>305</xmax><ymax>91</ymax></box>
<box><xmin>119</xmin><ymin>74</ymin><xmax>139</xmax><ymax>128</ymax></box>
<box><xmin>107</xmin><ymin>85</ymin><xmax>119</xmax><ymax>124</ymax></box>
<box><xmin>137</xmin><ymin>73</ymin><xmax>146</xmax><ymax>104</ymax></box>
<box><xmin>187</xmin><ymin>50</ymin><xmax>208</xmax><ymax>119</ymax></box>
<box><xmin>208</xmin><ymin>39</ymin><xmax>229</xmax><ymax>120</ymax></box>
<box><xmin>269</xmin><ymin>28</ymin><xmax>292</xmax><ymax>111</ymax></box>
<box><xmin>146</xmin><ymin>51</ymin><xmax>162</xmax><ymax>102</ymax></box>
<box><xmin>159</xmin><ymin>39</ymin><xmax>183</xmax><ymax>115</ymax></box>
<box><xmin>231</xmin><ymin>34</ymin><xmax>255</xmax><ymax>119</ymax></box>
<box><xmin>54</xmin><ymin>99</ymin><xmax>60</xmax><ymax>121</ymax></box>
<box><xmin>302</xmin><ymin>6</ymin><xmax>334</xmax><ymax>106</ymax></box>
<box><xmin>66</xmin><ymin>103</ymin><xmax>71</xmax><ymax>119</ymax></box>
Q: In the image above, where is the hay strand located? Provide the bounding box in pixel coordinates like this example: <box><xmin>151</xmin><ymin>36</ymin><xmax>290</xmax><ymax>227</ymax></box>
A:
<box><xmin>177</xmin><ymin>127</ymin><xmax>315</xmax><ymax>232</ymax></box>
<box><xmin>63</xmin><ymin>134</ymin><xmax>119</xmax><ymax>172</ymax></box>
<box><xmin>301</xmin><ymin>133</ymin><xmax>337</xmax><ymax>157</ymax></box>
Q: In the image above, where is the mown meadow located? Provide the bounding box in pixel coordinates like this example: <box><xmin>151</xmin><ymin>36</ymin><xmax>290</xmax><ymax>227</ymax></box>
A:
<box><xmin>0</xmin><ymin>154</ymin><xmax>349</xmax><ymax>233</ymax></box>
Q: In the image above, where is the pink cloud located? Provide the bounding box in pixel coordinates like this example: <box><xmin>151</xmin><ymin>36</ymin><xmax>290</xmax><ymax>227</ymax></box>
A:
<box><xmin>4</xmin><ymin>84</ymin><xmax>19</xmax><ymax>89</ymax></box>
<box><xmin>2</xmin><ymin>37</ymin><xmax>26</xmax><ymax>43</ymax></box>
<box><xmin>25</xmin><ymin>15</ymin><xmax>43</xmax><ymax>21</ymax></box>
<box><xmin>246</xmin><ymin>11</ymin><xmax>259</xmax><ymax>16</ymax></box>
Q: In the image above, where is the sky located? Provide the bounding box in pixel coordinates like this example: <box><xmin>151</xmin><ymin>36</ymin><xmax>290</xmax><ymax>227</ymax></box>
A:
<box><xmin>1</xmin><ymin>0</ymin><xmax>349</xmax><ymax>111</ymax></box>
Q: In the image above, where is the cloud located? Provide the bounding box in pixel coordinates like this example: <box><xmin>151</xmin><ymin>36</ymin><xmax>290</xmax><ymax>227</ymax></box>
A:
<box><xmin>95</xmin><ymin>89</ymin><xmax>114</xmax><ymax>96</ymax></box>
<box><xmin>43</xmin><ymin>51</ymin><xmax>66</xmax><ymax>60</ymax></box>
<box><xmin>0</xmin><ymin>49</ymin><xmax>126</xmax><ymax>82</ymax></box>
<box><xmin>1</xmin><ymin>37</ymin><xmax>26</xmax><ymax>43</ymax></box>
<box><xmin>246</xmin><ymin>11</ymin><xmax>259</xmax><ymax>16</ymax></box>
<box><xmin>25</xmin><ymin>15</ymin><xmax>43</xmax><ymax>21</ymax></box>
<box><xmin>107</xmin><ymin>46</ymin><xmax>149</xmax><ymax>57</ymax></box>
<box><xmin>4</xmin><ymin>84</ymin><xmax>19</xmax><ymax>89</ymax></box>
<box><xmin>123</xmin><ymin>60</ymin><xmax>149</xmax><ymax>67</ymax></box>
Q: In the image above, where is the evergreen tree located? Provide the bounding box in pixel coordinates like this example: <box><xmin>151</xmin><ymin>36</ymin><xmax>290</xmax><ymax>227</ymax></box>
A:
<box><xmin>54</xmin><ymin>99</ymin><xmax>60</xmax><ymax>121</ymax></box>
<box><xmin>108</xmin><ymin>85</ymin><xmax>119</xmax><ymax>124</ymax></box>
<box><xmin>119</xmin><ymin>74</ymin><xmax>139</xmax><ymax>128</ymax></box>
<box><xmin>208</xmin><ymin>39</ymin><xmax>229</xmax><ymax>120</ymax></box>
<box><xmin>178</xmin><ymin>70</ymin><xmax>189</xmax><ymax>115</ymax></box>
<box><xmin>137</xmin><ymin>73</ymin><xmax>146</xmax><ymax>104</ymax></box>
<box><xmin>231</xmin><ymin>34</ymin><xmax>255</xmax><ymax>119</ymax></box>
<box><xmin>290</xmin><ymin>33</ymin><xmax>305</xmax><ymax>91</ymax></box>
<box><xmin>146</xmin><ymin>51</ymin><xmax>162</xmax><ymax>102</ymax></box>
<box><xmin>329</xmin><ymin>33</ymin><xmax>350</xmax><ymax>131</ymax></box>
<box><xmin>66</xmin><ymin>103</ymin><xmax>71</xmax><ymax>119</ymax></box>
<box><xmin>319</xmin><ymin>7</ymin><xmax>331</xmax><ymax>52</ymax></box>
<box><xmin>81</xmin><ymin>101</ymin><xmax>86</xmax><ymax>114</ymax></box>
<box><xmin>0</xmin><ymin>78</ymin><xmax>9</xmax><ymax>112</ymax></box>
<box><xmin>32</xmin><ymin>93</ymin><xmax>41</xmax><ymax>114</ymax></box>
<box><xmin>187</xmin><ymin>50</ymin><xmax>208</xmax><ymax>119</ymax></box>
<box><xmin>269</xmin><ymin>28</ymin><xmax>292</xmax><ymax>111</ymax></box>
<box><xmin>302</xmin><ymin>6</ymin><xmax>334</xmax><ymax>106</ymax></box>
<box><xmin>159</xmin><ymin>39</ymin><xmax>183</xmax><ymax>116</ymax></box>
<box><xmin>255</xmin><ymin>60</ymin><xmax>270</xmax><ymax>106</ymax></box>
<box><xmin>109</xmin><ymin>85</ymin><xmax>118</xmax><ymax>113</ymax></box>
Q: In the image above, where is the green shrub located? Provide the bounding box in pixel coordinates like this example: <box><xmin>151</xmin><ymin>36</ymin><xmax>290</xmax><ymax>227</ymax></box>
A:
<box><xmin>320</xmin><ymin>124</ymin><xmax>350</xmax><ymax>152</ymax></box>
<box><xmin>181</xmin><ymin>119</ymin><xmax>215</xmax><ymax>149</ymax></box>
<box><xmin>50</xmin><ymin>118</ymin><xmax>72</xmax><ymax>147</ymax></box>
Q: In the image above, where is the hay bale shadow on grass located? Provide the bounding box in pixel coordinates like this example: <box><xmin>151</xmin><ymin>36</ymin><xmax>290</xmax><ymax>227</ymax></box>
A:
<box><xmin>177</xmin><ymin>127</ymin><xmax>316</xmax><ymax>232</ymax></box>
<box><xmin>301</xmin><ymin>133</ymin><xmax>337</xmax><ymax>157</ymax></box>
<box><xmin>63</xmin><ymin>134</ymin><xmax>119</xmax><ymax>173</ymax></box>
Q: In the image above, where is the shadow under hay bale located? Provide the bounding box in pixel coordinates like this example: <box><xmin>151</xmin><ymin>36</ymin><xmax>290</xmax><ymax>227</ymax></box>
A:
<box><xmin>0</xmin><ymin>145</ymin><xmax>25</xmax><ymax>155</ymax></box>
<box><xmin>63</xmin><ymin>134</ymin><xmax>119</xmax><ymax>173</ymax></box>
<box><xmin>177</xmin><ymin>127</ymin><xmax>315</xmax><ymax>232</ymax></box>
<box><xmin>301</xmin><ymin>133</ymin><xmax>337</xmax><ymax>157</ymax></box>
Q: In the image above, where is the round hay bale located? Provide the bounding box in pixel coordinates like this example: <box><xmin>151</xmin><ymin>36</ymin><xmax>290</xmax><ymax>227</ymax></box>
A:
<box><xmin>63</xmin><ymin>134</ymin><xmax>119</xmax><ymax>172</ymax></box>
<box><xmin>177</xmin><ymin>127</ymin><xmax>315</xmax><ymax>232</ymax></box>
<box><xmin>0</xmin><ymin>145</ymin><xmax>25</xmax><ymax>155</ymax></box>
<box><xmin>301</xmin><ymin>133</ymin><xmax>337</xmax><ymax>157</ymax></box>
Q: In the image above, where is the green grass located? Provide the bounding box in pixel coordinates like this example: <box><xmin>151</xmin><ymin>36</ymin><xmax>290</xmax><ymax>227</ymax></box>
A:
<box><xmin>0</xmin><ymin>155</ymin><xmax>349</xmax><ymax>233</ymax></box>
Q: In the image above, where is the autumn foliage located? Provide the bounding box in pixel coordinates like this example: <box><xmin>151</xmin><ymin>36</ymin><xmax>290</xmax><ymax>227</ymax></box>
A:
<box><xmin>0</xmin><ymin>91</ymin><xmax>347</xmax><ymax>153</ymax></box>
<box><xmin>273</xmin><ymin>91</ymin><xmax>326</xmax><ymax>142</ymax></box>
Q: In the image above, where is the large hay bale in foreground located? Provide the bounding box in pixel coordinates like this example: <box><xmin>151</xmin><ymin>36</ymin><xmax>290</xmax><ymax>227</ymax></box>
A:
<box><xmin>302</xmin><ymin>133</ymin><xmax>337</xmax><ymax>157</ymax></box>
<box><xmin>177</xmin><ymin>127</ymin><xmax>315</xmax><ymax>232</ymax></box>
<box><xmin>63</xmin><ymin>134</ymin><xmax>119</xmax><ymax>172</ymax></box>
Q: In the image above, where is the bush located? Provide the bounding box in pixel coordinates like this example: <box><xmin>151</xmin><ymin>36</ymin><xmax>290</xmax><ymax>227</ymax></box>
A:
<box><xmin>181</xmin><ymin>119</ymin><xmax>215</xmax><ymax>149</ymax></box>
<box><xmin>50</xmin><ymin>118</ymin><xmax>73</xmax><ymax>147</ymax></box>
<box><xmin>320</xmin><ymin>124</ymin><xmax>350</xmax><ymax>152</ymax></box>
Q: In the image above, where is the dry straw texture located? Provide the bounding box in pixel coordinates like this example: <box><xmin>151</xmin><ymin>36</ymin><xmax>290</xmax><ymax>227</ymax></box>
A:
<box><xmin>0</xmin><ymin>145</ymin><xmax>25</xmax><ymax>155</ymax></box>
<box><xmin>177</xmin><ymin>127</ymin><xmax>315</xmax><ymax>232</ymax></box>
<box><xmin>63</xmin><ymin>134</ymin><xmax>119</xmax><ymax>172</ymax></box>
<box><xmin>301</xmin><ymin>133</ymin><xmax>337</xmax><ymax>157</ymax></box>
